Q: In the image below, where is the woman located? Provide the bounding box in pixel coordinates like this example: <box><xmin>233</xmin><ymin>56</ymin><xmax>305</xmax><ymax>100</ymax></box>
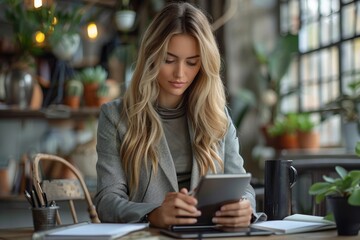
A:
<box><xmin>95</xmin><ymin>2</ymin><xmax>262</xmax><ymax>229</ymax></box>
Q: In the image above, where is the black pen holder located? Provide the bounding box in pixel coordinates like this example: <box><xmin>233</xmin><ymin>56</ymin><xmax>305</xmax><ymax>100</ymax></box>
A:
<box><xmin>31</xmin><ymin>206</ymin><xmax>59</xmax><ymax>231</ymax></box>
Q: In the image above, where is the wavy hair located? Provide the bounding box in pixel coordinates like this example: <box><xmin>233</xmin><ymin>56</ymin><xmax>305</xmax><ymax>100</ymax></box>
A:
<box><xmin>120</xmin><ymin>2</ymin><xmax>228</xmax><ymax>195</ymax></box>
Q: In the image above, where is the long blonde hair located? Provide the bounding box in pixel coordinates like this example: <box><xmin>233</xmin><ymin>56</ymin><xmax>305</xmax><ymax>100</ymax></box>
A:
<box><xmin>120</xmin><ymin>2</ymin><xmax>228</xmax><ymax>194</ymax></box>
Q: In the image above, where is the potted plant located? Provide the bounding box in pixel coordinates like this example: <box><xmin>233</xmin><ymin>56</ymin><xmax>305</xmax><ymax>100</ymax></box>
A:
<box><xmin>309</xmin><ymin>161</ymin><xmax>360</xmax><ymax>236</ymax></box>
<box><xmin>96</xmin><ymin>82</ymin><xmax>110</xmax><ymax>107</ymax></box>
<box><xmin>296</xmin><ymin>113</ymin><xmax>320</xmax><ymax>149</ymax></box>
<box><xmin>64</xmin><ymin>79</ymin><xmax>83</xmax><ymax>109</ymax></box>
<box><xmin>49</xmin><ymin>9</ymin><xmax>83</xmax><ymax>61</ymax></box>
<box><xmin>325</xmin><ymin>79</ymin><xmax>360</xmax><ymax>152</ymax></box>
<box><xmin>267</xmin><ymin>113</ymin><xmax>299</xmax><ymax>149</ymax></box>
<box><xmin>115</xmin><ymin>0</ymin><xmax>136</xmax><ymax>32</ymax></box>
<box><xmin>78</xmin><ymin>66</ymin><xmax>107</xmax><ymax>107</ymax></box>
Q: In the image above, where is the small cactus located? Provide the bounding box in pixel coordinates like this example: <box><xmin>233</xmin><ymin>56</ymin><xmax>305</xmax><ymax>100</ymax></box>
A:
<box><xmin>79</xmin><ymin>66</ymin><xmax>107</xmax><ymax>84</ymax></box>
<box><xmin>97</xmin><ymin>82</ymin><xmax>110</xmax><ymax>97</ymax></box>
<box><xmin>65</xmin><ymin>79</ymin><xmax>83</xmax><ymax>97</ymax></box>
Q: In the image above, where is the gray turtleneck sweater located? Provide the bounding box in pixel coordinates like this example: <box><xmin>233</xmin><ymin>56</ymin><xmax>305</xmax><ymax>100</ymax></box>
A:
<box><xmin>156</xmin><ymin>102</ymin><xmax>193</xmax><ymax>190</ymax></box>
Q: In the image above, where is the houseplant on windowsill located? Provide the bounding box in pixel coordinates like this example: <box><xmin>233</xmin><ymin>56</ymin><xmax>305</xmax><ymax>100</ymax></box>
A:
<box><xmin>267</xmin><ymin>113</ymin><xmax>299</xmax><ymax>149</ymax></box>
<box><xmin>296</xmin><ymin>113</ymin><xmax>320</xmax><ymax>149</ymax></box>
<box><xmin>308</xmin><ymin>152</ymin><xmax>360</xmax><ymax>236</ymax></box>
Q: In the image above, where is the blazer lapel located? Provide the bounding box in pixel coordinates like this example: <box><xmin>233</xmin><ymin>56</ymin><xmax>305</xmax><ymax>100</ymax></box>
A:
<box><xmin>188</xmin><ymin>119</ymin><xmax>200</xmax><ymax>190</ymax></box>
<box><xmin>157</xmin><ymin>136</ymin><xmax>178</xmax><ymax>191</ymax></box>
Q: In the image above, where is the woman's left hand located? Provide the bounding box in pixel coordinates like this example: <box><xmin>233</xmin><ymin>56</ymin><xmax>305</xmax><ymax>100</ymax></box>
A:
<box><xmin>211</xmin><ymin>199</ymin><xmax>253</xmax><ymax>227</ymax></box>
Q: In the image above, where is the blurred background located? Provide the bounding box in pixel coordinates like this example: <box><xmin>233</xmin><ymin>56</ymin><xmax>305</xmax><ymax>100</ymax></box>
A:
<box><xmin>0</xmin><ymin>0</ymin><xmax>359</xmax><ymax>199</ymax></box>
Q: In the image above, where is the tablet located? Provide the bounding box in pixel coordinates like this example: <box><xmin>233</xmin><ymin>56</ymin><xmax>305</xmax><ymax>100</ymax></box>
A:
<box><xmin>160</xmin><ymin>226</ymin><xmax>273</xmax><ymax>239</ymax></box>
<box><xmin>174</xmin><ymin>173</ymin><xmax>252</xmax><ymax>227</ymax></box>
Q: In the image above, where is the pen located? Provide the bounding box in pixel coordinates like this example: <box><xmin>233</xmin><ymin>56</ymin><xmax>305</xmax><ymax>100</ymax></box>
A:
<box><xmin>24</xmin><ymin>190</ymin><xmax>35</xmax><ymax>207</ymax></box>
<box><xmin>32</xmin><ymin>190</ymin><xmax>43</xmax><ymax>207</ymax></box>
<box><xmin>31</xmin><ymin>190</ymin><xmax>38</xmax><ymax>208</ymax></box>
<box><xmin>43</xmin><ymin>192</ymin><xmax>48</xmax><ymax>207</ymax></box>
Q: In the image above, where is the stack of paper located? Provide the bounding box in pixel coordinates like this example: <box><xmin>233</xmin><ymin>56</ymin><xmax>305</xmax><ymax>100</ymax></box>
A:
<box><xmin>32</xmin><ymin>223</ymin><xmax>149</xmax><ymax>240</ymax></box>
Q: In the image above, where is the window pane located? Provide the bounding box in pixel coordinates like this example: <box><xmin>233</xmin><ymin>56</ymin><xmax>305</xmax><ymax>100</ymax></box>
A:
<box><xmin>357</xmin><ymin>2</ymin><xmax>360</xmax><ymax>34</ymax></box>
<box><xmin>355</xmin><ymin>38</ymin><xmax>360</xmax><ymax>71</ymax></box>
<box><xmin>281</xmin><ymin>94</ymin><xmax>298</xmax><ymax>113</ymax></box>
<box><xmin>320</xmin><ymin>116</ymin><xmax>341</xmax><ymax>146</ymax></box>
<box><xmin>307</xmin><ymin>0</ymin><xmax>319</xmax><ymax>19</ymax></box>
<box><xmin>330</xmin><ymin>47</ymin><xmax>339</xmax><ymax>79</ymax></box>
<box><xmin>342</xmin><ymin>3</ymin><xmax>356</xmax><ymax>38</ymax></box>
<box><xmin>321</xmin><ymin>17</ymin><xmax>331</xmax><ymax>46</ymax></box>
<box><xmin>299</xmin><ymin>23</ymin><xmax>309</xmax><ymax>52</ymax></box>
<box><xmin>310</xmin><ymin>52</ymin><xmax>319</xmax><ymax>81</ymax></box>
<box><xmin>332</xmin><ymin>0</ymin><xmax>340</xmax><ymax>12</ymax></box>
<box><xmin>342</xmin><ymin>75</ymin><xmax>353</xmax><ymax>95</ymax></box>
<box><xmin>321</xmin><ymin>49</ymin><xmax>331</xmax><ymax>79</ymax></box>
<box><xmin>341</xmin><ymin>40</ymin><xmax>352</xmax><ymax>74</ymax></box>
<box><xmin>302</xmin><ymin>84</ymin><xmax>319</xmax><ymax>110</ymax></box>
<box><xmin>320</xmin><ymin>0</ymin><xmax>332</xmax><ymax>16</ymax></box>
<box><xmin>309</xmin><ymin>21</ymin><xmax>320</xmax><ymax>49</ymax></box>
<box><xmin>331</xmin><ymin>13</ymin><xmax>340</xmax><ymax>42</ymax></box>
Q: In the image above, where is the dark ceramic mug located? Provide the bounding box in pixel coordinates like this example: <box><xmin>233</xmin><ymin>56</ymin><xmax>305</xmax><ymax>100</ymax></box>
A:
<box><xmin>264</xmin><ymin>159</ymin><xmax>297</xmax><ymax>220</ymax></box>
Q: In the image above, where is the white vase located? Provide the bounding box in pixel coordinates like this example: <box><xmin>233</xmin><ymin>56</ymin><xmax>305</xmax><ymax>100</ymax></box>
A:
<box><xmin>115</xmin><ymin>10</ymin><xmax>136</xmax><ymax>31</ymax></box>
<box><xmin>342</xmin><ymin>121</ymin><xmax>360</xmax><ymax>153</ymax></box>
<box><xmin>52</xmin><ymin>34</ymin><xmax>81</xmax><ymax>61</ymax></box>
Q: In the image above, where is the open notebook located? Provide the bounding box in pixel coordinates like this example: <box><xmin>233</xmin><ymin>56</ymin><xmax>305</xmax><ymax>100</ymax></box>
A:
<box><xmin>250</xmin><ymin>214</ymin><xmax>336</xmax><ymax>234</ymax></box>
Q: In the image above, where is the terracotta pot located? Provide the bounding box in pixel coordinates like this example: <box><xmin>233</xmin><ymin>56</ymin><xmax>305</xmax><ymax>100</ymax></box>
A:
<box><xmin>279</xmin><ymin>133</ymin><xmax>298</xmax><ymax>149</ymax></box>
<box><xmin>64</xmin><ymin>96</ymin><xmax>81</xmax><ymax>109</ymax></box>
<box><xmin>297</xmin><ymin>131</ymin><xmax>320</xmax><ymax>149</ymax></box>
<box><xmin>97</xmin><ymin>96</ymin><xmax>110</xmax><ymax>107</ymax></box>
<box><xmin>83</xmin><ymin>83</ymin><xmax>99</xmax><ymax>107</ymax></box>
<box><xmin>327</xmin><ymin>196</ymin><xmax>360</xmax><ymax>236</ymax></box>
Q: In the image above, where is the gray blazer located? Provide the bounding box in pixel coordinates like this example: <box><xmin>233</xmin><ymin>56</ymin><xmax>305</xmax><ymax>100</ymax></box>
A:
<box><xmin>95</xmin><ymin>99</ymin><xmax>257</xmax><ymax>223</ymax></box>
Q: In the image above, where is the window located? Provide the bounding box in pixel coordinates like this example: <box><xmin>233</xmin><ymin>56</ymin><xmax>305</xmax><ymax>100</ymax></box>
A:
<box><xmin>279</xmin><ymin>0</ymin><xmax>360</xmax><ymax>147</ymax></box>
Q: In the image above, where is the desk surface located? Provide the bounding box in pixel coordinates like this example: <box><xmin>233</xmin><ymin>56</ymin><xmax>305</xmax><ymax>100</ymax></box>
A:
<box><xmin>0</xmin><ymin>227</ymin><xmax>358</xmax><ymax>240</ymax></box>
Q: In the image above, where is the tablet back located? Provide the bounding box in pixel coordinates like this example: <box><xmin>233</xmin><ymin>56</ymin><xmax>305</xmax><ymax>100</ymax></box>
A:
<box><xmin>194</xmin><ymin>173</ymin><xmax>251</xmax><ymax>225</ymax></box>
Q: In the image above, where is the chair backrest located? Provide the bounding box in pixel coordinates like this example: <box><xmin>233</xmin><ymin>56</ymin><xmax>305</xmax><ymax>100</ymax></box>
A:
<box><xmin>32</xmin><ymin>153</ymin><xmax>100</xmax><ymax>224</ymax></box>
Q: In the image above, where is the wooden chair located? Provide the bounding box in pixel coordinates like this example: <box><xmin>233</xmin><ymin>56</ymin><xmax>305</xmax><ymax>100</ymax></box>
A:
<box><xmin>32</xmin><ymin>153</ymin><xmax>100</xmax><ymax>224</ymax></box>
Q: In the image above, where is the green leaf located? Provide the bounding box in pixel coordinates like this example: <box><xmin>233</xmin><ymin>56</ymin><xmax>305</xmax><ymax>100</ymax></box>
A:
<box><xmin>268</xmin><ymin>34</ymin><xmax>298</xmax><ymax>82</ymax></box>
<box><xmin>324</xmin><ymin>213</ymin><xmax>334</xmax><ymax>222</ymax></box>
<box><xmin>309</xmin><ymin>182</ymin><xmax>331</xmax><ymax>195</ymax></box>
<box><xmin>322</xmin><ymin>175</ymin><xmax>335</xmax><ymax>183</ymax></box>
<box><xmin>348</xmin><ymin>188</ymin><xmax>360</xmax><ymax>206</ymax></box>
<box><xmin>356</xmin><ymin>141</ymin><xmax>360</xmax><ymax>157</ymax></box>
<box><xmin>335</xmin><ymin>166</ymin><xmax>348</xmax><ymax>179</ymax></box>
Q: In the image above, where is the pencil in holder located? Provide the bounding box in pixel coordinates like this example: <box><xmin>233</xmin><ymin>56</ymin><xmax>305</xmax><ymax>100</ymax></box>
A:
<box><xmin>31</xmin><ymin>206</ymin><xmax>59</xmax><ymax>231</ymax></box>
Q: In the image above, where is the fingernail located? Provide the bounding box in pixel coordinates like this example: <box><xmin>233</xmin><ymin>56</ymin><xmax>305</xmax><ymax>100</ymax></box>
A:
<box><xmin>212</xmin><ymin>218</ymin><xmax>217</xmax><ymax>223</ymax></box>
<box><xmin>215</xmin><ymin>211</ymin><xmax>221</xmax><ymax>216</ymax></box>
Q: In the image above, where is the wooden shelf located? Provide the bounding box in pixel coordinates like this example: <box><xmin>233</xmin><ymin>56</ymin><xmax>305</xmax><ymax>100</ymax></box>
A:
<box><xmin>0</xmin><ymin>105</ymin><xmax>100</xmax><ymax>120</ymax></box>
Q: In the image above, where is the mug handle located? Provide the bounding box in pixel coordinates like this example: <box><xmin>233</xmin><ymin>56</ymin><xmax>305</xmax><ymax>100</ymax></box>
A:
<box><xmin>289</xmin><ymin>166</ymin><xmax>297</xmax><ymax>188</ymax></box>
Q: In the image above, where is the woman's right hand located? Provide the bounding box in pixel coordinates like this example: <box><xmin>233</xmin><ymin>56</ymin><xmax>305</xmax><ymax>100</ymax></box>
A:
<box><xmin>148</xmin><ymin>188</ymin><xmax>201</xmax><ymax>228</ymax></box>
